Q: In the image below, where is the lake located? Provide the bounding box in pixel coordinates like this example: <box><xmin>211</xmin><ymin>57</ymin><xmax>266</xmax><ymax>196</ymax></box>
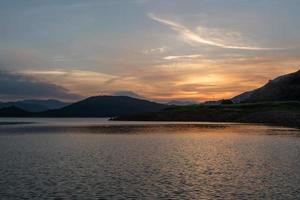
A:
<box><xmin>0</xmin><ymin>118</ymin><xmax>300</xmax><ymax>199</ymax></box>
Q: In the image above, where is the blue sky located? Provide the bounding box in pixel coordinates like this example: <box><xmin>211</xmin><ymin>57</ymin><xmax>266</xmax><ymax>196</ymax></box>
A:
<box><xmin>1</xmin><ymin>0</ymin><xmax>300</xmax><ymax>101</ymax></box>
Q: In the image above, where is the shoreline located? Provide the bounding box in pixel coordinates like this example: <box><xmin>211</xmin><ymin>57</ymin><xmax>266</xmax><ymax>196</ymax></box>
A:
<box><xmin>112</xmin><ymin>118</ymin><xmax>300</xmax><ymax>130</ymax></box>
<box><xmin>113</xmin><ymin>102</ymin><xmax>300</xmax><ymax>129</ymax></box>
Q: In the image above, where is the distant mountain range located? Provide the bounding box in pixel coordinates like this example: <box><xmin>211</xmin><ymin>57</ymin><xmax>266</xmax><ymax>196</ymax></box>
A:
<box><xmin>0</xmin><ymin>99</ymin><xmax>69</xmax><ymax>112</ymax></box>
<box><xmin>1</xmin><ymin>69</ymin><xmax>300</xmax><ymax>126</ymax></box>
<box><xmin>112</xmin><ymin>91</ymin><xmax>197</xmax><ymax>106</ymax></box>
<box><xmin>41</xmin><ymin>96</ymin><xmax>167</xmax><ymax>117</ymax></box>
<box><xmin>166</xmin><ymin>100</ymin><xmax>196</xmax><ymax>106</ymax></box>
<box><xmin>0</xmin><ymin>106</ymin><xmax>32</xmax><ymax>117</ymax></box>
<box><xmin>0</xmin><ymin>96</ymin><xmax>167</xmax><ymax>117</ymax></box>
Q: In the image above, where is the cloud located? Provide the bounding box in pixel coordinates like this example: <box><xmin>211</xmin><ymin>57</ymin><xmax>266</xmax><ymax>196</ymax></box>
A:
<box><xmin>164</xmin><ymin>54</ymin><xmax>203</xmax><ymax>60</ymax></box>
<box><xmin>9</xmin><ymin>55</ymin><xmax>300</xmax><ymax>103</ymax></box>
<box><xmin>19</xmin><ymin>69</ymin><xmax>116</xmax><ymax>97</ymax></box>
<box><xmin>0</xmin><ymin>48</ymin><xmax>47</xmax><ymax>70</ymax></box>
<box><xmin>143</xmin><ymin>47</ymin><xmax>167</xmax><ymax>54</ymax></box>
<box><xmin>148</xmin><ymin>13</ymin><xmax>274</xmax><ymax>50</ymax></box>
<box><xmin>132</xmin><ymin>0</ymin><xmax>152</xmax><ymax>4</ymax></box>
<box><xmin>0</xmin><ymin>71</ymin><xmax>81</xmax><ymax>101</ymax></box>
<box><xmin>21</xmin><ymin>70</ymin><xmax>67</xmax><ymax>75</ymax></box>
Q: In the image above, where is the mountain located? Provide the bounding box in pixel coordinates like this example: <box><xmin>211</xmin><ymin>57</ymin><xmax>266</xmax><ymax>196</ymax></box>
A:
<box><xmin>231</xmin><ymin>91</ymin><xmax>254</xmax><ymax>104</ymax></box>
<box><xmin>41</xmin><ymin>96</ymin><xmax>168</xmax><ymax>117</ymax></box>
<box><xmin>20</xmin><ymin>99</ymin><xmax>69</xmax><ymax>110</ymax></box>
<box><xmin>0</xmin><ymin>102</ymin><xmax>46</xmax><ymax>112</ymax></box>
<box><xmin>202</xmin><ymin>100</ymin><xmax>223</xmax><ymax>105</ymax></box>
<box><xmin>0</xmin><ymin>99</ymin><xmax>69</xmax><ymax>112</ymax></box>
<box><xmin>166</xmin><ymin>100</ymin><xmax>196</xmax><ymax>106</ymax></box>
<box><xmin>0</xmin><ymin>106</ymin><xmax>33</xmax><ymax>117</ymax></box>
<box><xmin>232</xmin><ymin>70</ymin><xmax>300</xmax><ymax>103</ymax></box>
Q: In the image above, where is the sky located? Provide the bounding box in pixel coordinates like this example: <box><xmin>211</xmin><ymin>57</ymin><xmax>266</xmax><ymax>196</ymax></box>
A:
<box><xmin>1</xmin><ymin>0</ymin><xmax>300</xmax><ymax>102</ymax></box>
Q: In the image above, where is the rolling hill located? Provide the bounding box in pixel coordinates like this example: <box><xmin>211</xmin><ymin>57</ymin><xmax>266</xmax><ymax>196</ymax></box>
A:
<box><xmin>232</xmin><ymin>70</ymin><xmax>300</xmax><ymax>103</ymax></box>
<box><xmin>0</xmin><ymin>106</ymin><xmax>33</xmax><ymax>117</ymax></box>
<box><xmin>0</xmin><ymin>99</ymin><xmax>69</xmax><ymax>112</ymax></box>
<box><xmin>40</xmin><ymin>96</ymin><xmax>168</xmax><ymax>117</ymax></box>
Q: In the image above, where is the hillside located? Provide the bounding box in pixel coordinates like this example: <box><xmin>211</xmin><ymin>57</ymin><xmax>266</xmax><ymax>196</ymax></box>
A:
<box><xmin>0</xmin><ymin>99</ymin><xmax>69</xmax><ymax>112</ymax></box>
<box><xmin>114</xmin><ymin>101</ymin><xmax>300</xmax><ymax>128</ymax></box>
<box><xmin>0</xmin><ymin>106</ymin><xmax>33</xmax><ymax>117</ymax></box>
<box><xmin>232</xmin><ymin>70</ymin><xmax>300</xmax><ymax>103</ymax></box>
<box><xmin>41</xmin><ymin>96</ymin><xmax>167</xmax><ymax>117</ymax></box>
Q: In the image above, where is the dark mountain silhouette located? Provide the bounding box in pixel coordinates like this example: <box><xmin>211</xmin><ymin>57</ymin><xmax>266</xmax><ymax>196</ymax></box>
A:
<box><xmin>166</xmin><ymin>100</ymin><xmax>196</xmax><ymax>106</ymax></box>
<box><xmin>0</xmin><ymin>99</ymin><xmax>69</xmax><ymax>112</ymax></box>
<box><xmin>231</xmin><ymin>91</ymin><xmax>253</xmax><ymax>104</ymax></box>
<box><xmin>232</xmin><ymin>70</ymin><xmax>300</xmax><ymax>103</ymax></box>
<box><xmin>20</xmin><ymin>99</ymin><xmax>69</xmax><ymax>110</ymax></box>
<box><xmin>0</xmin><ymin>106</ymin><xmax>33</xmax><ymax>117</ymax></box>
<box><xmin>114</xmin><ymin>101</ymin><xmax>300</xmax><ymax>128</ymax></box>
<box><xmin>0</xmin><ymin>102</ymin><xmax>46</xmax><ymax>112</ymax></box>
<box><xmin>40</xmin><ymin>96</ymin><xmax>167</xmax><ymax>117</ymax></box>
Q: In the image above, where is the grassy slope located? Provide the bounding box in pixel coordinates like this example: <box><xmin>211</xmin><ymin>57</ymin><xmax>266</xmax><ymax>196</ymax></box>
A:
<box><xmin>115</xmin><ymin>101</ymin><xmax>300</xmax><ymax>128</ymax></box>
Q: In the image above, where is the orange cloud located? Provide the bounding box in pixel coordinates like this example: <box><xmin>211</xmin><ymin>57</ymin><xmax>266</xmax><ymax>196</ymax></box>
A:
<box><xmin>17</xmin><ymin>54</ymin><xmax>300</xmax><ymax>102</ymax></box>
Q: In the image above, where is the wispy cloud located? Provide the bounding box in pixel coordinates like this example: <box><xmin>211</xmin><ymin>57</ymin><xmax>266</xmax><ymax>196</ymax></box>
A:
<box><xmin>143</xmin><ymin>46</ymin><xmax>166</xmax><ymax>54</ymax></box>
<box><xmin>132</xmin><ymin>0</ymin><xmax>152</xmax><ymax>4</ymax></box>
<box><xmin>19</xmin><ymin>69</ymin><xmax>116</xmax><ymax>97</ymax></box>
<box><xmin>164</xmin><ymin>54</ymin><xmax>203</xmax><ymax>60</ymax></box>
<box><xmin>21</xmin><ymin>70</ymin><xmax>67</xmax><ymax>75</ymax></box>
<box><xmin>13</xmin><ymin>56</ymin><xmax>300</xmax><ymax>102</ymax></box>
<box><xmin>148</xmin><ymin>13</ymin><xmax>274</xmax><ymax>50</ymax></box>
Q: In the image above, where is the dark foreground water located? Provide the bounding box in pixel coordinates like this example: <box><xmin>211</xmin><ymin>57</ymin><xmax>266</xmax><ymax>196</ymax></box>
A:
<box><xmin>0</xmin><ymin>118</ymin><xmax>300</xmax><ymax>200</ymax></box>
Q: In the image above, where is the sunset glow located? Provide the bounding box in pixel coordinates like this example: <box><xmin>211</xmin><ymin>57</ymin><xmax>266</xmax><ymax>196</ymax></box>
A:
<box><xmin>1</xmin><ymin>0</ymin><xmax>300</xmax><ymax>102</ymax></box>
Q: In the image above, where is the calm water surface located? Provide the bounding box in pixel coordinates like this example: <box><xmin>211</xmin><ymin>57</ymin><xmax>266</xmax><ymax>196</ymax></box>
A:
<box><xmin>0</xmin><ymin>118</ymin><xmax>300</xmax><ymax>199</ymax></box>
